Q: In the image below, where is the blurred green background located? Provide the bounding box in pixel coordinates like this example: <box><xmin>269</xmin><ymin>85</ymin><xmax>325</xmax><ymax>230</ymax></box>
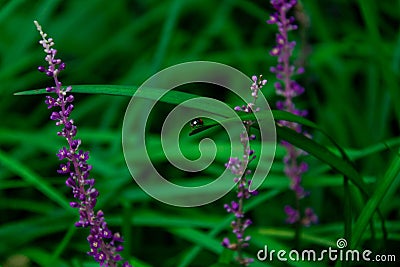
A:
<box><xmin>0</xmin><ymin>0</ymin><xmax>399</xmax><ymax>266</ymax></box>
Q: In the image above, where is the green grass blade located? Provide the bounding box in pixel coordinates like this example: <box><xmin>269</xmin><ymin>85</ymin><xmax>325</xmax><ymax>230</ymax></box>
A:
<box><xmin>15</xmin><ymin>85</ymin><xmax>143</xmax><ymax>97</ymax></box>
<box><xmin>169</xmin><ymin>228</ymin><xmax>223</xmax><ymax>254</ymax></box>
<box><xmin>190</xmin><ymin>110</ymin><xmax>371</xmax><ymax>196</ymax></box>
<box><xmin>151</xmin><ymin>0</ymin><xmax>182</xmax><ymax>73</ymax></box>
<box><xmin>275</xmin><ymin>126</ymin><xmax>369</xmax><ymax>195</ymax></box>
<box><xmin>351</xmin><ymin>152</ymin><xmax>400</xmax><ymax>248</ymax></box>
<box><xmin>0</xmin><ymin>150</ymin><xmax>72</xmax><ymax>211</ymax></box>
<box><xmin>51</xmin><ymin>224</ymin><xmax>77</xmax><ymax>260</ymax></box>
<box><xmin>15</xmin><ymin>84</ymin><xmax>237</xmax><ymax>118</ymax></box>
<box><xmin>0</xmin><ymin>0</ymin><xmax>25</xmax><ymax>25</ymax></box>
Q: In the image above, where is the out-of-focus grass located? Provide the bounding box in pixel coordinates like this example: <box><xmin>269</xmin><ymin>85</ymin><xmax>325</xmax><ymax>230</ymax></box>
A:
<box><xmin>1</xmin><ymin>0</ymin><xmax>399</xmax><ymax>266</ymax></box>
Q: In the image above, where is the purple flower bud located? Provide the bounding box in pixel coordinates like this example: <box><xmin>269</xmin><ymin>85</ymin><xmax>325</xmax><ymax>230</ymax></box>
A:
<box><xmin>66</xmin><ymin>177</ymin><xmax>75</xmax><ymax>188</ymax></box>
<box><xmin>284</xmin><ymin>205</ymin><xmax>300</xmax><ymax>224</ymax></box>
<box><xmin>301</xmin><ymin>207</ymin><xmax>318</xmax><ymax>226</ymax></box>
<box><xmin>63</xmin><ymin>104</ymin><xmax>74</xmax><ymax>117</ymax></box>
<box><xmin>266</xmin><ymin>14</ymin><xmax>278</xmax><ymax>24</ymax></box>
<box><xmin>70</xmin><ymin>139</ymin><xmax>81</xmax><ymax>150</ymax></box>
<box><xmin>45</xmin><ymin>86</ymin><xmax>56</xmax><ymax>93</ymax></box>
<box><xmin>297</xmin><ymin>66</ymin><xmax>305</xmax><ymax>74</ymax></box>
<box><xmin>299</xmin><ymin>162</ymin><xmax>308</xmax><ymax>173</ymax></box>
<box><xmin>69</xmin><ymin>125</ymin><xmax>77</xmax><ymax>137</ymax></box>
<box><xmin>231</xmin><ymin>201</ymin><xmax>239</xmax><ymax>212</ymax></box>
<box><xmin>113</xmin><ymin>255</ymin><xmax>122</xmax><ymax>261</ymax></box>
<box><xmin>221</xmin><ymin>237</ymin><xmax>231</xmax><ymax>248</ymax></box>
<box><xmin>85</xmin><ymin>179</ymin><xmax>95</xmax><ymax>186</ymax></box>
<box><xmin>276</xmin><ymin>101</ymin><xmax>284</xmax><ymax>110</ymax></box>
<box><xmin>97</xmin><ymin>210</ymin><xmax>104</xmax><ymax>218</ymax></box>
<box><xmin>64</xmin><ymin>120</ymin><xmax>73</xmax><ymax>130</ymax></box>
<box><xmin>50</xmin><ymin>111</ymin><xmax>61</xmax><ymax>121</ymax></box>
<box><xmin>70</xmin><ymin>202</ymin><xmax>80</xmax><ymax>208</ymax></box>
<box><xmin>59</xmin><ymin>62</ymin><xmax>66</xmax><ymax>70</ymax></box>
<box><xmin>223</xmin><ymin>203</ymin><xmax>230</xmax><ymax>212</ymax></box>
<box><xmin>88</xmin><ymin>188</ymin><xmax>99</xmax><ymax>198</ymax></box>
<box><xmin>65</xmin><ymin>95</ymin><xmax>74</xmax><ymax>103</ymax></box>
<box><xmin>270</xmin><ymin>46</ymin><xmax>280</xmax><ymax>56</ymax></box>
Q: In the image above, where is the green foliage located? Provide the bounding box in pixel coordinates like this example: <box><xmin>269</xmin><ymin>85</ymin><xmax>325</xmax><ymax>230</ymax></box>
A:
<box><xmin>1</xmin><ymin>0</ymin><xmax>399</xmax><ymax>266</ymax></box>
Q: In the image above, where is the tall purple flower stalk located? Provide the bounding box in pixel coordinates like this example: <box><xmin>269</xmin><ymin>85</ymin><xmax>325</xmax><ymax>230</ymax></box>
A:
<box><xmin>221</xmin><ymin>75</ymin><xmax>266</xmax><ymax>266</ymax></box>
<box><xmin>267</xmin><ymin>0</ymin><xmax>317</xmax><ymax>227</ymax></box>
<box><xmin>34</xmin><ymin>21</ymin><xmax>131</xmax><ymax>267</ymax></box>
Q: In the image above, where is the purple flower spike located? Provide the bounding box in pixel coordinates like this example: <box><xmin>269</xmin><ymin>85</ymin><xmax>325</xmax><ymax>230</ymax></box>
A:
<box><xmin>34</xmin><ymin>21</ymin><xmax>131</xmax><ymax>267</ymax></box>
<box><xmin>267</xmin><ymin>1</ymin><xmax>317</xmax><ymax>226</ymax></box>
<box><xmin>222</xmin><ymin>75</ymin><xmax>266</xmax><ymax>266</ymax></box>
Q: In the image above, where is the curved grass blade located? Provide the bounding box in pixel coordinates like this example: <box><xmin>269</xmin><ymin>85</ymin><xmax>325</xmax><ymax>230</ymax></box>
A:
<box><xmin>15</xmin><ymin>84</ymin><xmax>231</xmax><ymax>116</ymax></box>
<box><xmin>351</xmin><ymin>151</ymin><xmax>400</xmax><ymax>248</ymax></box>
<box><xmin>273</xmin><ymin>110</ymin><xmax>354</xmax><ymax>245</ymax></box>
<box><xmin>15</xmin><ymin>84</ymin><xmax>192</xmax><ymax>102</ymax></box>
<box><xmin>190</xmin><ymin>110</ymin><xmax>388</xmax><ymax>244</ymax></box>
<box><xmin>189</xmin><ymin>111</ymin><xmax>371</xmax><ymax>195</ymax></box>
<box><xmin>274</xmin><ymin>125</ymin><xmax>370</xmax><ymax>195</ymax></box>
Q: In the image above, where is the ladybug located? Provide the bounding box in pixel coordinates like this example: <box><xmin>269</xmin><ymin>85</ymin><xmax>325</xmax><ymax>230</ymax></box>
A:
<box><xmin>189</xmin><ymin>118</ymin><xmax>204</xmax><ymax>128</ymax></box>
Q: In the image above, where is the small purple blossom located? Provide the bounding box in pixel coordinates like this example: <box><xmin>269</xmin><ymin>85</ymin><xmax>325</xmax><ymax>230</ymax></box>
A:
<box><xmin>222</xmin><ymin>75</ymin><xmax>266</xmax><ymax>266</ymax></box>
<box><xmin>267</xmin><ymin>1</ymin><xmax>317</xmax><ymax>226</ymax></box>
<box><xmin>284</xmin><ymin>205</ymin><xmax>300</xmax><ymax>224</ymax></box>
<box><xmin>225</xmin><ymin>157</ymin><xmax>245</xmax><ymax>177</ymax></box>
<box><xmin>34</xmin><ymin>21</ymin><xmax>131</xmax><ymax>267</ymax></box>
<box><xmin>234</xmin><ymin>75</ymin><xmax>267</xmax><ymax>114</ymax></box>
<box><xmin>301</xmin><ymin>207</ymin><xmax>318</xmax><ymax>226</ymax></box>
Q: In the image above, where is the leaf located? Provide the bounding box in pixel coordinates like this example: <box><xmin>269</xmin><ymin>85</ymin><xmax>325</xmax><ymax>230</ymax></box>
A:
<box><xmin>15</xmin><ymin>84</ymin><xmax>139</xmax><ymax>97</ymax></box>
<box><xmin>274</xmin><ymin>126</ymin><xmax>370</xmax><ymax>195</ymax></box>
<box><xmin>189</xmin><ymin>111</ymin><xmax>371</xmax><ymax>196</ymax></box>
<box><xmin>351</xmin><ymin>151</ymin><xmax>400</xmax><ymax>248</ymax></box>
<box><xmin>15</xmin><ymin>84</ymin><xmax>231</xmax><ymax>115</ymax></box>
<box><xmin>169</xmin><ymin>228</ymin><xmax>223</xmax><ymax>254</ymax></box>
